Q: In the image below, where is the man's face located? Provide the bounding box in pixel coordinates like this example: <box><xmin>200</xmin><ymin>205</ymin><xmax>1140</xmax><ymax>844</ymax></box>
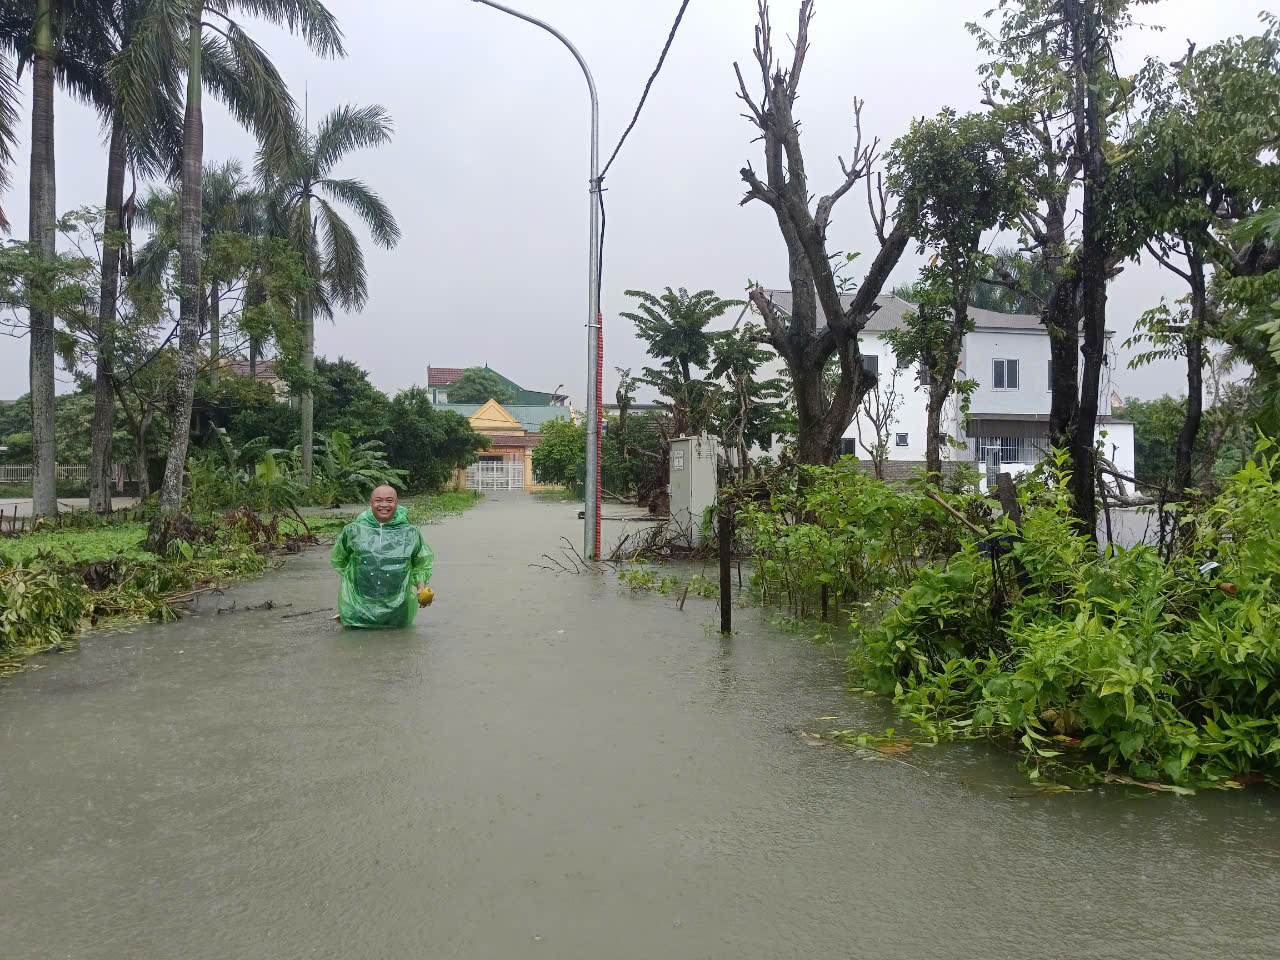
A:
<box><xmin>370</xmin><ymin>487</ymin><xmax>398</xmax><ymax>523</ymax></box>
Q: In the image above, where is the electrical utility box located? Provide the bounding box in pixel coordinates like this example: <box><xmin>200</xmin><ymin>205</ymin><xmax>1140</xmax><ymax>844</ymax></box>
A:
<box><xmin>668</xmin><ymin>433</ymin><xmax>721</xmax><ymax>544</ymax></box>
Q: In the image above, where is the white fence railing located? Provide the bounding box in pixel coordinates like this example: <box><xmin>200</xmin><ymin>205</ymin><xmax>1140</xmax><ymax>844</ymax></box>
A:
<box><xmin>0</xmin><ymin>463</ymin><xmax>92</xmax><ymax>484</ymax></box>
<box><xmin>465</xmin><ymin>458</ymin><xmax>524</xmax><ymax>491</ymax></box>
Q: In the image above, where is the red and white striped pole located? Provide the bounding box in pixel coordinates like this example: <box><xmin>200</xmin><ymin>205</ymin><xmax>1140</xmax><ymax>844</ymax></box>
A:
<box><xmin>594</xmin><ymin>312</ymin><xmax>603</xmax><ymax>558</ymax></box>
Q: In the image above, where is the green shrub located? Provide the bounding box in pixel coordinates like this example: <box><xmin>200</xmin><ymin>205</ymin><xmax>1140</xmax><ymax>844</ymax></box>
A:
<box><xmin>0</xmin><ymin>562</ymin><xmax>86</xmax><ymax>654</ymax></box>
<box><xmin>851</xmin><ymin>445</ymin><xmax>1280</xmax><ymax>788</ymax></box>
<box><xmin>738</xmin><ymin>460</ymin><xmax>985</xmax><ymax>617</ymax></box>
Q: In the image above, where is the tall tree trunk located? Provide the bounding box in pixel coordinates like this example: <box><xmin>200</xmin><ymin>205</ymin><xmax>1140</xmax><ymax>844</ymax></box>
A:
<box><xmin>1039</xmin><ymin>192</ymin><xmax>1079</xmax><ymax>447</ymax></box>
<box><xmin>113</xmin><ymin>378</ymin><xmax>152</xmax><ymax>501</ymax></box>
<box><xmin>247</xmin><ymin>274</ymin><xmax>264</xmax><ymax>379</ymax></box>
<box><xmin>89</xmin><ymin>116</ymin><xmax>128</xmax><ymax>513</ymax></box>
<box><xmin>28</xmin><ymin>0</ymin><xmax>57</xmax><ymax>518</ymax></box>
<box><xmin>924</xmin><ymin>293</ymin><xmax>970</xmax><ymax>480</ymax></box>
<box><xmin>208</xmin><ymin>279</ymin><xmax>220</xmax><ymax>379</ymax></box>
<box><xmin>925</xmin><ymin>391</ymin><xmax>945</xmax><ymax>478</ymax></box>
<box><xmin>299</xmin><ymin>195</ymin><xmax>314</xmax><ymax>485</ymax></box>
<box><xmin>1066</xmin><ymin>0</ymin><xmax>1106</xmax><ymax>536</ymax></box>
<box><xmin>299</xmin><ymin>294</ymin><xmax>315</xmax><ymax>484</ymax></box>
<box><xmin>1173</xmin><ymin>254</ymin><xmax>1207</xmax><ymax>495</ymax></box>
<box><xmin>135</xmin><ymin>408</ymin><xmax>153</xmax><ymax>499</ymax></box>
<box><xmin>155</xmin><ymin>11</ymin><xmax>204</xmax><ymax>516</ymax></box>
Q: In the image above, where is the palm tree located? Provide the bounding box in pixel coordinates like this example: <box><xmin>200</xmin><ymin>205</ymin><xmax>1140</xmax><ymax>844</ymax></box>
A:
<box><xmin>82</xmin><ymin>1</ymin><xmax>187</xmax><ymax>513</ymax></box>
<box><xmin>109</xmin><ymin>0</ymin><xmax>345</xmax><ymax>522</ymax></box>
<box><xmin>969</xmin><ymin>247</ymin><xmax>1053</xmax><ymax>315</ymax></box>
<box><xmin>621</xmin><ymin>287</ymin><xmax>743</xmax><ymax>386</ymax></box>
<box><xmin>134</xmin><ymin>157</ymin><xmax>262</xmax><ymax>366</ymax></box>
<box><xmin>0</xmin><ymin>0</ymin><xmax>112</xmax><ymax>516</ymax></box>
<box><xmin>262</xmin><ymin>102</ymin><xmax>400</xmax><ymax>484</ymax></box>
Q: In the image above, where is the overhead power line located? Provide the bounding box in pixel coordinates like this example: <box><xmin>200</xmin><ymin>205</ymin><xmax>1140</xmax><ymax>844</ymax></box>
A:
<box><xmin>596</xmin><ymin>0</ymin><xmax>693</xmax><ymax>316</ymax></box>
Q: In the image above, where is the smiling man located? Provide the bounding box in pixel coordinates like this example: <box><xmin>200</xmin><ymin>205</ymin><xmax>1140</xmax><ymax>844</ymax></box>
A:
<box><xmin>330</xmin><ymin>486</ymin><xmax>434</xmax><ymax>628</ymax></box>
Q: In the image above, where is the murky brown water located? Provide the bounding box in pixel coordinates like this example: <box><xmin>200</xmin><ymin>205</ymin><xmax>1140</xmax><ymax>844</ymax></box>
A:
<box><xmin>2</xmin><ymin>496</ymin><xmax>1278</xmax><ymax>958</ymax></box>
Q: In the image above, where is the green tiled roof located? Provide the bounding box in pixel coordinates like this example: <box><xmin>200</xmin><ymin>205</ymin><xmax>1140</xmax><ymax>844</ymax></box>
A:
<box><xmin>436</xmin><ymin>403</ymin><xmax>573</xmax><ymax>434</ymax></box>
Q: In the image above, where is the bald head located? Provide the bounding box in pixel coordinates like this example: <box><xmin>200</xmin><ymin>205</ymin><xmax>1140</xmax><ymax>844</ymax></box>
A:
<box><xmin>370</xmin><ymin>486</ymin><xmax>399</xmax><ymax>522</ymax></box>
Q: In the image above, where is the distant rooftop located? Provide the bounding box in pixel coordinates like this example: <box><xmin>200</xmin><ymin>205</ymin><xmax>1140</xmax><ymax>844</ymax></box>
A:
<box><xmin>758</xmin><ymin>290</ymin><xmax>1122</xmax><ymax>338</ymax></box>
<box><xmin>427</xmin><ymin>366</ymin><xmax>465</xmax><ymax>387</ymax></box>
<box><xmin>220</xmin><ymin>356</ymin><xmax>282</xmax><ymax>382</ymax></box>
<box><xmin>428</xmin><ymin>364</ymin><xmax>567</xmax><ymax>405</ymax></box>
<box><xmin>759</xmin><ymin>291</ymin><xmax>1045</xmax><ymax>333</ymax></box>
<box><xmin>436</xmin><ymin>403</ymin><xmax>572</xmax><ymax>434</ymax></box>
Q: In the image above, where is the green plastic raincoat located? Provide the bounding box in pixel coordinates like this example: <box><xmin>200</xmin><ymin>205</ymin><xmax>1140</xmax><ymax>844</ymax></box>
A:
<box><xmin>330</xmin><ymin>506</ymin><xmax>434</xmax><ymax>629</ymax></box>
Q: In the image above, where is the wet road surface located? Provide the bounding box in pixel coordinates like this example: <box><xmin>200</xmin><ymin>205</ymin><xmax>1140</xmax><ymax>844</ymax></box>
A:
<box><xmin>2</xmin><ymin>495</ymin><xmax>1279</xmax><ymax>958</ymax></box>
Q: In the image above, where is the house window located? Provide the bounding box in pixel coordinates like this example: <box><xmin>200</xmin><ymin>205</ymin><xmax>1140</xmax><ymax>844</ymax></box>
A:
<box><xmin>861</xmin><ymin>354</ymin><xmax>879</xmax><ymax>376</ymax></box>
<box><xmin>1046</xmin><ymin>354</ymin><xmax>1053</xmax><ymax>392</ymax></box>
<box><xmin>895</xmin><ymin>433</ymin><xmax>909</xmax><ymax>447</ymax></box>
<box><xmin>993</xmin><ymin>358</ymin><xmax>1020</xmax><ymax>390</ymax></box>
<box><xmin>918</xmin><ymin>362</ymin><xmax>932</xmax><ymax>387</ymax></box>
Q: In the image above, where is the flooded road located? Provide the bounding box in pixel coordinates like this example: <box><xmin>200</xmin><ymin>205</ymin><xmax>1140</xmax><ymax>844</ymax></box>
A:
<box><xmin>3</xmin><ymin>495</ymin><xmax>1279</xmax><ymax>958</ymax></box>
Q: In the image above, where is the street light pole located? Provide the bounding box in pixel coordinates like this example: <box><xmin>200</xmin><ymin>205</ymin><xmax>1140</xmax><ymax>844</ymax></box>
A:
<box><xmin>469</xmin><ymin>0</ymin><xmax>602</xmax><ymax>559</ymax></box>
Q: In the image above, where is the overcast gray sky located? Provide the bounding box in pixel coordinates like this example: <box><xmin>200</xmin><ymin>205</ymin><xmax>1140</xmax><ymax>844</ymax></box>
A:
<box><xmin>0</xmin><ymin>0</ymin><xmax>1271</xmax><ymax>406</ymax></box>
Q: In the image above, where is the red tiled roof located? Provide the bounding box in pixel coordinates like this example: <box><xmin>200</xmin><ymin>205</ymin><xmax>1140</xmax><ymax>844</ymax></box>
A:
<box><xmin>428</xmin><ymin>366</ymin><xmax>465</xmax><ymax>387</ymax></box>
<box><xmin>490</xmin><ymin>434</ymin><xmax>532</xmax><ymax>447</ymax></box>
<box><xmin>221</xmin><ymin>357</ymin><xmax>280</xmax><ymax>382</ymax></box>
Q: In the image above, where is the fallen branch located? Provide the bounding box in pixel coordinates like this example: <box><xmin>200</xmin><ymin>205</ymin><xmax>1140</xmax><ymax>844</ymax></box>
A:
<box><xmin>280</xmin><ymin>606</ymin><xmax>334</xmax><ymax>620</ymax></box>
<box><xmin>925</xmin><ymin>490</ymin><xmax>987</xmax><ymax>538</ymax></box>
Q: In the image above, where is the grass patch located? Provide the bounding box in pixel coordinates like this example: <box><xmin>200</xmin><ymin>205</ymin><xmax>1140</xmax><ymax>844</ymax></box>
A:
<box><xmin>0</xmin><ymin>481</ymin><xmax>91</xmax><ymax>499</ymax></box>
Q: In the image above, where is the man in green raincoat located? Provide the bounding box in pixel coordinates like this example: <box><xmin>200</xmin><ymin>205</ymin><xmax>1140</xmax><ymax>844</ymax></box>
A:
<box><xmin>330</xmin><ymin>486</ymin><xmax>434</xmax><ymax>628</ymax></box>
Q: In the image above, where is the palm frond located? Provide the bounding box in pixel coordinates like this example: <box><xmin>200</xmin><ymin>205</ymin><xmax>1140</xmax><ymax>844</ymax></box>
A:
<box><xmin>311</xmin><ymin>103</ymin><xmax>393</xmax><ymax>176</ymax></box>
<box><xmin>0</xmin><ymin>51</ymin><xmax>18</xmax><ymax>216</ymax></box>
<box><xmin>317</xmin><ymin>177</ymin><xmax>399</xmax><ymax>248</ymax></box>
<box><xmin>200</xmin><ymin>29</ymin><xmax>299</xmax><ymax>173</ymax></box>
<box><xmin>107</xmin><ymin>0</ymin><xmax>188</xmax><ymax>149</ymax></box>
<box><xmin>315</xmin><ymin>196</ymin><xmax>367</xmax><ymax>312</ymax></box>
<box><xmin>221</xmin><ymin>0</ymin><xmax>345</xmax><ymax>58</ymax></box>
<box><xmin>126</xmin><ymin>82</ymin><xmax>185</xmax><ymax>182</ymax></box>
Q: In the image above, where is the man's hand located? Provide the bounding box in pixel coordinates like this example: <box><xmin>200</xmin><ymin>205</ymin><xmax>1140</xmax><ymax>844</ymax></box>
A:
<box><xmin>417</xmin><ymin>584</ymin><xmax>434</xmax><ymax>607</ymax></box>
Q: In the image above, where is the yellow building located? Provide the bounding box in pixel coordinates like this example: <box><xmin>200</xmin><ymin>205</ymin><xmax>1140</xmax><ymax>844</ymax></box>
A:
<box><xmin>440</xmin><ymin>399</ymin><xmax>574</xmax><ymax>492</ymax></box>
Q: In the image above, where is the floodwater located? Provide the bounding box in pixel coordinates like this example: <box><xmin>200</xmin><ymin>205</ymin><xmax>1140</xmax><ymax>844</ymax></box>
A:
<box><xmin>2</xmin><ymin>496</ymin><xmax>1278</xmax><ymax>959</ymax></box>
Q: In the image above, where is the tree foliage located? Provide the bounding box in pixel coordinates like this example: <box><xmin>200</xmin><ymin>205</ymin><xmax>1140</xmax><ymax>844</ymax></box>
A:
<box><xmin>446</xmin><ymin>366</ymin><xmax>516</xmax><ymax>406</ymax></box>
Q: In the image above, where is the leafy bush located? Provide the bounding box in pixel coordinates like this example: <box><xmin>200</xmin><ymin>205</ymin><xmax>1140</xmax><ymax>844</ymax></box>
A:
<box><xmin>0</xmin><ymin>562</ymin><xmax>86</xmax><ymax>654</ymax></box>
<box><xmin>531</xmin><ymin>413</ymin><xmax>664</xmax><ymax>496</ymax></box>
<box><xmin>381</xmin><ymin>388</ymin><xmax>488</xmax><ymax>493</ymax></box>
<box><xmin>446</xmin><ymin>367</ymin><xmax>516</xmax><ymax>405</ymax></box>
<box><xmin>851</xmin><ymin>446</ymin><xmax>1280</xmax><ymax>788</ymax></box>
<box><xmin>309</xmin><ymin>430</ymin><xmax>406</xmax><ymax>504</ymax></box>
<box><xmin>738</xmin><ymin>460</ymin><xmax>985</xmax><ymax>618</ymax></box>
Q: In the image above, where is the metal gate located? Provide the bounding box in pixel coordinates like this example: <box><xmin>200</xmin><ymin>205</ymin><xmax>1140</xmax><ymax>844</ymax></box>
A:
<box><xmin>466</xmin><ymin>458</ymin><xmax>524</xmax><ymax>491</ymax></box>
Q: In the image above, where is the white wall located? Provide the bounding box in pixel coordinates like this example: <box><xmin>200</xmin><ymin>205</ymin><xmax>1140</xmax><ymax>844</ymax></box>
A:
<box><xmin>845</xmin><ymin>333</ymin><xmax>941</xmax><ymax>462</ymax></box>
<box><xmin>965</xmin><ymin>330</ymin><xmax>1053</xmax><ymax>415</ymax></box>
<box><xmin>966</xmin><ymin>329</ymin><xmax>1116</xmax><ymax>417</ymax></box>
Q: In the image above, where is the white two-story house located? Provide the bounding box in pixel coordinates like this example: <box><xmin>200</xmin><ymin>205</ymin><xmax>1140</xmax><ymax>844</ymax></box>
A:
<box><xmin>760</xmin><ymin>291</ymin><xmax>1135</xmax><ymax>489</ymax></box>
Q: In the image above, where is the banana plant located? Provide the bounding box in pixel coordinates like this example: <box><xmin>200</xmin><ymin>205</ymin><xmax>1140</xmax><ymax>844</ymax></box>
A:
<box><xmin>312</xmin><ymin>430</ymin><xmax>406</xmax><ymax>503</ymax></box>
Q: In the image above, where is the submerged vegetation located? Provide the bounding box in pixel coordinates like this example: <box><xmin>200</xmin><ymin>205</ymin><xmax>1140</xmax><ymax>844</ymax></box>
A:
<box><xmin>730</xmin><ymin>446</ymin><xmax>1280</xmax><ymax>790</ymax></box>
<box><xmin>0</xmin><ymin>491</ymin><xmax>479</xmax><ymax>663</ymax></box>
